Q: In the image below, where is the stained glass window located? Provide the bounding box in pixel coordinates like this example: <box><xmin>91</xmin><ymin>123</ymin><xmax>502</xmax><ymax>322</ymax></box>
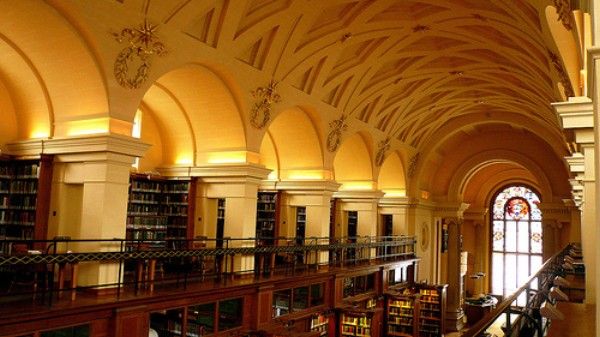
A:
<box><xmin>491</xmin><ymin>185</ymin><xmax>542</xmax><ymax>304</ymax></box>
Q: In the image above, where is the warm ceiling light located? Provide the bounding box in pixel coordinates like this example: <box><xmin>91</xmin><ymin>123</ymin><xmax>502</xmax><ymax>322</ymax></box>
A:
<box><xmin>66</xmin><ymin>118</ymin><xmax>109</xmax><ymax>136</ymax></box>
<box><xmin>383</xmin><ymin>189</ymin><xmax>406</xmax><ymax>197</ymax></box>
<box><xmin>30</xmin><ymin>130</ymin><xmax>49</xmax><ymax>138</ymax></box>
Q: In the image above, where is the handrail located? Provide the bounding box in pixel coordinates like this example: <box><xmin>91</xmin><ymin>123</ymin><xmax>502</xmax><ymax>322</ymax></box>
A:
<box><xmin>462</xmin><ymin>243</ymin><xmax>578</xmax><ymax>337</ymax></box>
<box><xmin>0</xmin><ymin>235</ymin><xmax>419</xmax><ymax>305</ymax></box>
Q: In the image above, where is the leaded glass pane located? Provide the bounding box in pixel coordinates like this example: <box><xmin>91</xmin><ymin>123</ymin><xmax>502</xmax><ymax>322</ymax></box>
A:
<box><xmin>517</xmin><ymin>222</ymin><xmax>529</xmax><ymax>253</ymax></box>
<box><xmin>517</xmin><ymin>254</ymin><xmax>530</xmax><ymax>283</ymax></box>
<box><xmin>505</xmin><ymin>253</ymin><xmax>517</xmax><ymax>294</ymax></box>
<box><xmin>492</xmin><ymin>221</ymin><xmax>504</xmax><ymax>251</ymax></box>
<box><xmin>492</xmin><ymin>253</ymin><xmax>504</xmax><ymax>295</ymax></box>
<box><xmin>505</xmin><ymin>221</ymin><xmax>517</xmax><ymax>252</ymax></box>
<box><xmin>530</xmin><ymin>221</ymin><xmax>542</xmax><ymax>253</ymax></box>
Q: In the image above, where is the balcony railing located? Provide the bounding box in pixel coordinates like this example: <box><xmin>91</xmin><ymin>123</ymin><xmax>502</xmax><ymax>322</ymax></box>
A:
<box><xmin>462</xmin><ymin>242</ymin><xmax>583</xmax><ymax>337</ymax></box>
<box><xmin>0</xmin><ymin>235</ymin><xmax>418</xmax><ymax>305</ymax></box>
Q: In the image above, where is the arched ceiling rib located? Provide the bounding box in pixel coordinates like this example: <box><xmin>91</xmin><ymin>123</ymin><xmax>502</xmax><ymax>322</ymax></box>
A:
<box><xmin>144</xmin><ymin>0</ymin><xmax>574</xmax><ymax>152</ymax></box>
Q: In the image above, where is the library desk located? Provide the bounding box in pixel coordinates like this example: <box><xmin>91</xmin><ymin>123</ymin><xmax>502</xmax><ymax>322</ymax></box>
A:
<box><xmin>464</xmin><ymin>297</ymin><xmax>497</xmax><ymax>324</ymax></box>
<box><xmin>57</xmin><ymin>261</ymin><xmax>79</xmax><ymax>300</ymax></box>
<box><xmin>545</xmin><ymin>302</ymin><xmax>594</xmax><ymax>337</ymax></box>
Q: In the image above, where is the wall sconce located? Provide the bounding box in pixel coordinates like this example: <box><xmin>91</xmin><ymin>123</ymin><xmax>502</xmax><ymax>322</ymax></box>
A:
<box><xmin>540</xmin><ymin>302</ymin><xmax>564</xmax><ymax>320</ymax></box>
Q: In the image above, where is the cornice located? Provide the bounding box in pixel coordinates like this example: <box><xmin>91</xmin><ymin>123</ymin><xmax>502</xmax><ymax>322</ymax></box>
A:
<box><xmin>179</xmin><ymin>163</ymin><xmax>272</xmax><ymax>183</ymax></box>
<box><xmin>552</xmin><ymin>96</ymin><xmax>593</xmax><ymax>129</ymax></box>
<box><xmin>333</xmin><ymin>189</ymin><xmax>385</xmax><ymax>201</ymax></box>
<box><xmin>6</xmin><ymin>135</ymin><xmax>151</xmax><ymax>161</ymax></box>
<box><xmin>273</xmin><ymin>180</ymin><xmax>341</xmax><ymax>193</ymax></box>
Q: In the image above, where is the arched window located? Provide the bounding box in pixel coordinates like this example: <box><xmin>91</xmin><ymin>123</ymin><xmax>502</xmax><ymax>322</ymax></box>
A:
<box><xmin>491</xmin><ymin>186</ymin><xmax>542</xmax><ymax>304</ymax></box>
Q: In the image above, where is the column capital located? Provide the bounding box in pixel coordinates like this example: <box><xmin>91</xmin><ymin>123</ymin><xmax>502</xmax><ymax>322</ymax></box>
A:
<box><xmin>434</xmin><ymin>202</ymin><xmax>470</xmax><ymax>218</ymax></box>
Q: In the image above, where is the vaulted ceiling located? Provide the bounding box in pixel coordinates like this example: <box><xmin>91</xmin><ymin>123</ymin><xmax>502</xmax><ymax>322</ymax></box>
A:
<box><xmin>128</xmin><ymin>0</ymin><xmax>579</xmax><ymax>151</ymax></box>
<box><xmin>0</xmin><ymin>0</ymin><xmax>583</xmax><ymax>203</ymax></box>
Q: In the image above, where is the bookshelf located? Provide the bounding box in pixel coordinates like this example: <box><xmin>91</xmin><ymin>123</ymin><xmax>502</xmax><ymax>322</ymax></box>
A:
<box><xmin>416</xmin><ymin>285</ymin><xmax>445</xmax><ymax>337</ymax></box>
<box><xmin>310</xmin><ymin>312</ymin><xmax>330</xmax><ymax>337</ymax></box>
<box><xmin>346</xmin><ymin>211</ymin><xmax>357</xmax><ymax>260</ymax></box>
<box><xmin>256</xmin><ymin>191</ymin><xmax>278</xmax><ymax>245</ymax></box>
<box><xmin>338</xmin><ymin>309</ymin><xmax>380</xmax><ymax>337</ymax></box>
<box><xmin>126</xmin><ymin>175</ymin><xmax>196</xmax><ymax>250</ymax></box>
<box><xmin>0</xmin><ymin>155</ymin><xmax>53</xmax><ymax>253</ymax></box>
<box><xmin>216</xmin><ymin>198</ymin><xmax>225</xmax><ymax>247</ymax></box>
<box><xmin>385</xmin><ymin>284</ymin><xmax>447</xmax><ymax>337</ymax></box>
<box><xmin>296</xmin><ymin>206</ymin><xmax>306</xmax><ymax>241</ymax></box>
<box><xmin>386</xmin><ymin>294</ymin><xmax>416</xmax><ymax>337</ymax></box>
<box><xmin>161</xmin><ymin>180</ymin><xmax>193</xmax><ymax>250</ymax></box>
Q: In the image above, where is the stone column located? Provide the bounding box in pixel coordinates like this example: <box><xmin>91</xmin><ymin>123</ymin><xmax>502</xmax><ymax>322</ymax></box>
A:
<box><xmin>276</xmin><ymin>180</ymin><xmax>340</xmax><ymax>266</ymax></box>
<box><xmin>444</xmin><ymin>218</ymin><xmax>465</xmax><ymax>332</ymax></box>
<box><xmin>8</xmin><ymin>135</ymin><xmax>151</xmax><ymax>290</ymax></box>
<box><xmin>334</xmin><ymin>190</ymin><xmax>385</xmax><ymax>260</ymax></box>
<box><xmin>554</xmin><ymin>96</ymin><xmax>595</xmax><ymax>304</ymax></box>
<box><xmin>588</xmin><ymin>45</ymin><xmax>600</xmax><ymax>337</ymax></box>
<box><xmin>186</xmin><ymin>164</ymin><xmax>272</xmax><ymax>275</ymax></box>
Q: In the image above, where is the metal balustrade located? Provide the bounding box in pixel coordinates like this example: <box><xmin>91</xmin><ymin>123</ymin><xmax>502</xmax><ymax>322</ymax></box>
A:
<box><xmin>0</xmin><ymin>235</ymin><xmax>418</xmax><ymax>305</ymax></box>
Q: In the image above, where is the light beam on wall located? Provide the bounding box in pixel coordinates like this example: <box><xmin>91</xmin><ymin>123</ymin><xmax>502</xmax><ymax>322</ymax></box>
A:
<box><xmin>66</xmin><ymin>118</ymin><xmax>109</xmax><ymax>136</ymax></box>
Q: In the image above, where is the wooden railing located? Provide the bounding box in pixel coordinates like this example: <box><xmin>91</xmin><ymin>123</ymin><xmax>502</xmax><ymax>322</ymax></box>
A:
<box><xmin>462</xmin><ymin>243</ymin><xmax>583</xmax><ymax>337</ymax></box>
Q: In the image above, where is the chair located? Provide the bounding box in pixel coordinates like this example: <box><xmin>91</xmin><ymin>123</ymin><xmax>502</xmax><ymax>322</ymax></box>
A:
<box><xmin>7</xmin><ymin>243</ymin><xmax>49</xmax><ymax>299</ymax></box>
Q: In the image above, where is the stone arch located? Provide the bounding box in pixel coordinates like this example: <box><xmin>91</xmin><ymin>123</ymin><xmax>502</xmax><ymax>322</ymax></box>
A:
<box><xmin>0</xmin><ymin>1</ymin><xmax>108</xmax><ymax>145</ymax></box>
<box><xmin>262</xmin><ymin>107</ymin><xmax>324</xmax><ymax>180</ymax></box>
<box><xmin>334</xmin><ymin>133</ymin><xmax>375</xmax><ymax>190</ymax></box>
<box><xmin>140</xmin><ymin>64</ymin><xmax>246</xmax><ymax>167</ymax></box>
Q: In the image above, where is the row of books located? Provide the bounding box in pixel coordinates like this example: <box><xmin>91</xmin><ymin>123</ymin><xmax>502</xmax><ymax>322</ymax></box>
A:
<box><xmin>0</xmin><ymin>181</ymin><xmax>38</xmax><ymax>194</ymax></box>
<box><xmin>0</xmin><ymin>164</ymin><xmax>39</xmax><ymax>178</ymax></box>
<box><xmin>0</xmin><ymin>210</ymin><xmax>36</xmax><ymax>224</ymax></box>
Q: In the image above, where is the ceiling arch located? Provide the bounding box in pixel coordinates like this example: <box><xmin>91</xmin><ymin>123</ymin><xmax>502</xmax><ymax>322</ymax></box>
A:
<box><xmin>142</xmin><ymin>64</ymin><xmax>246</xmax><ymax>166</ymax></box>
<box><xmin>0</xmin><ymin>1</ymin><xmax>107</xmax><ymax>139</ymax></box>
<box><xmin>266</xmin><ymin>107</ymin><xmax>324</xmax><ymax>180</ymax></box>
<box><xmin>378</xmin><ymin>151</ymin><xmax>407</xmax><ymax>196</ymax></box>
<box><xmin>334</xmin><ymin>133</ymin><xmax>375</xmax><ymax>190</ymax></box>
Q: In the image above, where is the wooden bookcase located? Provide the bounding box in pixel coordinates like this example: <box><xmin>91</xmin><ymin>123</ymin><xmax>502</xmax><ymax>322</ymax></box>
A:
<box><xmin>256</xmin><ymin>191</ymin><xmax>278</xmax><ymax>245</ymax></box>
<box><xmin>385</xmin><ymin>284</ymin><xmax>447</xmax><ymax>337</ymax></box>
<box><xmin>150</xmin><ymin>297</ymin><xmax>244</xmax><ymax>337</ymax></box>
<box><xmin>338</xmin><ymin>308</ymin><xmax>381</xmax><ymax>337</ymax></box>
<box><xmin>310</xmin><ymin>312</ymin><xmax>330</xmax><ymax>337</ymax></box>
<box><xmin>126</xmin><ymin>175</ymin><xmax>196</xmax><ymax>250</ymax></box>
<box><xmin>0</xmin><ymin>155</ymin><xmax>53</xmax><ymax>253</ymax></box>
<box><xmin>386</xmin><ymin>294</ymin><xmax>417</xmax><ymax>337</ymax></box>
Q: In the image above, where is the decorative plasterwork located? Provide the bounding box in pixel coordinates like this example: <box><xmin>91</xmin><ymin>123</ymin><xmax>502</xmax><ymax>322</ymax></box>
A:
<box><xmin>548</xmin><ymin>50</ymin><xmax>574</xmax><ymax>98</ymax></box>
<box><xmin>113</xmin><ymin>20</ymin><xmax>167</xmax><ymax>89</ymax></box>
<box><xmin>250</xmin><ymin>80</ymin><xmax>281</xmax><ymax>129</ymax></box>
<box><xmin>375</xmin><ymin>136</ymin><xmax>391</xmax><ymax>166</ymax></box>
<box><xmin>327</xmin><ymin>114</ymin><xmax>348</xmax><ymax>152</ymax></box>
<box><xmin>407</xmin><ymin>153</ymin><xmax>419</xmax><ymax>178</ymax></box>
<box><xmin>553</xmin><ymin>0</ymin><xmax>574</xmax><ymax>30</ymax></box>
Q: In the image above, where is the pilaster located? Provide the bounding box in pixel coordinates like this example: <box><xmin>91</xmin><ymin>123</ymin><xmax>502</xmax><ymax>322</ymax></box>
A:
<box><xmin>275</xmin><ymin>180</ymin><xmax>340</xmax><ymax>265</ymax></box>
<box><xmin>186</xmin><ymin>163</ymin><xmax>272</xmax><ymax>274</ymax></box>
<box><xmin>553</xmin><ymin>94</ymin><xmax>595</xmax><ymax>304</ymax></box>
